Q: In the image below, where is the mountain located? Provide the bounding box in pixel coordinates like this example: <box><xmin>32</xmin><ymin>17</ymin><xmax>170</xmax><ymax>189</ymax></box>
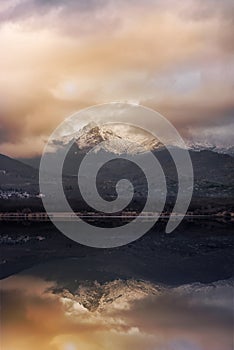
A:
<box><xmin>0</xmin><ymin>153</ymin><xmax>37</xmax><ymax>179</ymax></box>
<box><xmin>15</xmin><ymin>142</ymin><xmax>234</xmax><ymax>201</ymax></box>
<box><xmin>55</xmin><ymin>278</ymin><xmax>233</xmax><ymax>313</ymax></box>
<box><xmin>6</xmin><ymin>121</ymin><xmax>234</xmax><ymax>204</ymax></box>
<box><xmin>17</xmin><ymin>122</ymin><xmax>162</xmax><ymax>167</ymax></box>
<box><xmin>154</xmin><ymin>148</ymin><xmax>234</xmax><ymax>184</ymax></box>
<box><xmin>186</xmin><ymin>142</ymin><xmax>234</xmax><ymax>157</ymax></box>
<box><xmin>0</xmin><ymin>153</ymin><xmax>38</xmax><ymax>192</ymax></box>
<box><xmin>58</xmin><ymin>122</ymin><xmax>163</xmax><ymax>154</ymax></box>
<box><xmin>54</xmin><ymin>122</ymin><xmax>234</xmax><ymax>156</ymax></box>
<box><xmin>17</xmin><ymin>155</ymin><xmax>41</xmax><ymax>169</ymax></box>
<box><xmin>18</xmin><ymin>123</ymin><xmax>234</xmax><ymax>172</ymax></box>
<box><xmin>57</xmin><ymin>279</ymin><xmax>160</xmax><ymax>312</ymax></box>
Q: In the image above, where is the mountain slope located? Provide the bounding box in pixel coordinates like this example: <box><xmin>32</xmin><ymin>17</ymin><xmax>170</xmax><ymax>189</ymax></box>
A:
<box><xmin>0</xmin><ymin>154</ymin><xmax>38</xmax><ymax>192</ymax></box>
<box><xmin>0</xmin><ymin>154</ymin><xmax>37</xmax><ymax>178</ymax></box>
<box><xmin>59</xmin><ymin>122</ymin><xmax>163</xmax><ymax>154</ymax></box>
<box><xmin>15</xmin><ymin>146</ymin><xmax>234</xmax><ymax>200</ymax></box>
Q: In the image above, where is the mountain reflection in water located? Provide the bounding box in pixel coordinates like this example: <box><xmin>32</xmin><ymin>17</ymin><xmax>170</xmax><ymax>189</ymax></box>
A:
<box><xmin>0</xmin><ymin>219</ymin><xmax>233</xmax><ymax>350</ymax></box>
<box><xmin>1</xmin><ymin>275</ymin><xmax>233</xmax><ymax>350</ymax></box>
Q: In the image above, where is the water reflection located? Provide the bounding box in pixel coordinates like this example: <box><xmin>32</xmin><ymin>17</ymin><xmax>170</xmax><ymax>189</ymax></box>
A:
<box><xmin>1</xmin><ymin>219</ymin><xmax>233</xmax><ymax>350</ymax></box>
<box><xmin>1</xmin><ymin>275</ymin><xmax>233</xmax><ymax>350</ymax></box>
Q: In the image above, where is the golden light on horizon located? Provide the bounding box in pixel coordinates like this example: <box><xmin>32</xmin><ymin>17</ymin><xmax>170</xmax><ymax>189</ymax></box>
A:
<box><xmin>64</xmin><ymin>344</ymin><xmax>77</xmax><ymax>350</ymax></box>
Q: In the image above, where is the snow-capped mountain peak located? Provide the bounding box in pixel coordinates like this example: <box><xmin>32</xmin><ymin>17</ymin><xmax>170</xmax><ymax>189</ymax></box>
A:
<box><xmin>58</xmin><ymin>279</ymin><xmax>161</xmax><ymax>312</ymax></box>
<box><xmin>186</xmin><ymin>141</ymin><xmax>234</xmax><ymax>156</ymax></box>
<box><xmin>59</xmin><ymin>122</ymin><xmax>163</xmax><ymax>154</ymax></box>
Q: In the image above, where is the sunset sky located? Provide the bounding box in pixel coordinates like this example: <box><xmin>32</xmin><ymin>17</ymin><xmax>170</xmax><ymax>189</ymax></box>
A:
<box><xmin>0</xmin><ymin>0</ymin><xmax>233</xmax><ymax>157</ymax></box>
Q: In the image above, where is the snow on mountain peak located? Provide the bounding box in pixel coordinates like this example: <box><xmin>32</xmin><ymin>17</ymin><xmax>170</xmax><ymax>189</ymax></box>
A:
<box><xmin>58</xmin><ymin>279</ymin><xmax>161</xmax><ymax>313</ymax></box>
<box><xmin>59</xmin><ymin>122</ymin><xmax>163</xmax><ymax>154</ymax></box>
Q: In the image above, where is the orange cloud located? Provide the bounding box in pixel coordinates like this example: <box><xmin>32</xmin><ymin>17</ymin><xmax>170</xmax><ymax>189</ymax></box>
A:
<box><xmin>0</xmin><ymin>0</ymin><xmax>233</xmax><ymax>157</ymax></box>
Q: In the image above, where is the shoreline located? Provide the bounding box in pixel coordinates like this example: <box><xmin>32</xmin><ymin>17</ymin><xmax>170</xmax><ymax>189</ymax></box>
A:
<box><xmin>0</xmin><ymin>212</ymin><xmax>233</xmax><ymax>221</ymax></box>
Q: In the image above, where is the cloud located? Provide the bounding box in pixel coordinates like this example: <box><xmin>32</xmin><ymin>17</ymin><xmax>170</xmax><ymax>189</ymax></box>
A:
<box><xmin>182</xmin><ymin>0</ymin><xmax>234</xmax><ymax>21</ymax></box>
<box><xmin>0</xmin><ymin>0</ymin><xmax>233</xmax><ymax>156</ymax></box>
<box><xmin>0</xmin><ymin>0</ymin><xmax>108</xmax><ymax>21</ymax></box>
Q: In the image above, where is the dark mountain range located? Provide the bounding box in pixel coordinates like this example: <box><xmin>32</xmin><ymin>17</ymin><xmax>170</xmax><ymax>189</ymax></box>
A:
<box><xmin>0</xmin><ymin>143</ymin><xmax>234</xmax><ymax>215</ymax></box>
<box><xmin>156</xmin><ymin>148</ymin><xmax>234</xmax><ymax>185</ymax></box>
<box><xmin>60</xmin><ymin>146</ymin><xmax>234</xmax><ymax>200</ymax></box>
<box><xmin>0</xmin><ymin>154</ymin><xmax>39</xmax><ymax>200</ymax></box>
<box><xmin>1</xmin><ymin>124</ymin><xmax>234</xmax><ymax>211</ymax></box>
<box><xmin>17</xmin><ymin>155</ymin><xmax>41</xmax><ymax>169</ymax></box>
<box><xmin>0</xmin><ymin>153</ymin><xmax>38</xmax><ymax>187</ymax></box>
<box><xmin>16</xmin><ymin>122</ymin><xmax>233</xmax><ymax>188</ymax></box>
<box><xmin>0</xmin><ymin>153</ymin><xmax>37</xmax><ymax>178</ymax></box>
<box><xmin>18</xmin><ymin>146</ymin><xmax>234</xmax><ymax>184</ymax></box>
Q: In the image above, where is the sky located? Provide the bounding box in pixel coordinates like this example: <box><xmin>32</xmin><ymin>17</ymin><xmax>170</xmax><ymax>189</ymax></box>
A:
<box><xmin>0</xmin><ymin>0</ymin><xmax>233</xmax><ymax>157</ymax></box>
<box><xmin>1</xmin><ymin>275</ymin><xmax>233</xmax><ymax>350</ymax></box>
